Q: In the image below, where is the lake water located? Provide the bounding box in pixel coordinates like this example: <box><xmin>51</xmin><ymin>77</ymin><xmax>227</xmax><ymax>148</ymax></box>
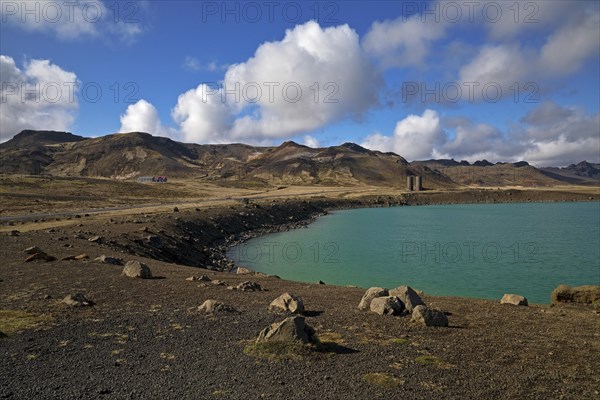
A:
<box><xmin>227</xmin><ymin>202</ymin><xmax>600</xmax><ymax>304</ymax></box>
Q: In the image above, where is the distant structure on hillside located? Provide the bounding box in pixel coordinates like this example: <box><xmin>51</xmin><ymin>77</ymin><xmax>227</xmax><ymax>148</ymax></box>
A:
<box><xmin>406</xmin><ymin>175</ymin><xmax>422</xmax><ymax>192</ymax></box>
<box><xmin>137</xmin><ymin>176</ymin><xmax>168</xmax><ymax>183</ymax></box>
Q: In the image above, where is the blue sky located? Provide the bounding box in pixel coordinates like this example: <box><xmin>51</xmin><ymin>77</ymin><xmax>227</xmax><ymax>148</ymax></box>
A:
<box><xmin>1</xmin><ymin>0</ymin><xmax>599</xmax><ymax>166</ymax></box>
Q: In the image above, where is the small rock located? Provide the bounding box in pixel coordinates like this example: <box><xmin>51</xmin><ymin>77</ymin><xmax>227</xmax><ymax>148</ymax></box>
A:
<box><xmin>370</xmin><ymin>296</ymin><xmax>404</xmax><ymax>315</ymax></box>
<box><xmin>146</xmin><ymin>235</ymin><xmax>164</xmax><ymax>249</ymax></box>
<box><xmin>9</xmin><ymin>230</ymin><xmax>20</xmax><ymax>237</ymax></box>
<box><xmin>88</xmin><ymin>235</ymin><xmax>103</xmax><ymax>243</ymax></box>
<box><xmin>269</xmin><ymin>293</ymin><xmax>305</xmax><ymax>314</ymax></box>
<box><xmin>74</xmin><ymin>254</ymin><xmax>89</xmax><ymax>260</ymax></box>
<box><xmin>318</xmin><ymin>280</ymin><xmax>325</xmax><ymax>285</ymax></box>
<box><xmin>94</xmin><ymin>255</ymin><xmax>122</xmax><ymax>265</ymax></box>
<box><xmin>257</xmin><ymin>315</ymin><xmax>315</xmax><ymax>344</ymax></box>
<box><xmin>173</xmin><ymin>207</ymin><xmax>179</xmax><ymax>212</ymax></box>
<box><xmin>389</xmin><ymin>285</ymin><xmax>426</xmax><ymax>312</ymax></box>
<box><xmin>198</xmin><ymin>300</ymin><xmax>238</xmax><ymax>314</ymax></box>
<box><xmin>500</xmin><ymin>293</ymin><xmax>528</xmax><ymax>306</ymax></box>
<box><xmin>62</xmin><ymin>293</ymin><xmax>94</xmax><ymax>307</ymax></box>
<box><xmin>25</xmin><ymin>252</ymin><xmax>56</xmax><ymax>262</ymax></box>
<box><xmin>186</xmin><ymin>275</ymin><xmax>211</xmax><ymax>282</ymax></box>
<box><xmin>23</xmin><ymin>246</ymin><xmax>44</xmax><ymax>254</ymax></box>
<box><xmin>358</xmin><ymin>287</ymin><xmax>389</xmax><ymax>310</ymax></box>
<box><xmin>236</xmin><ymin>281</ymin><xmax>264</xmax><ymax>292</ymax></box>
<box><xmin>60</xmin><ymin>255</ymin><xmax>77</xmax><ymax>261</ymax></box>
<box><xmin>411</xmin><ymin>305</ymin><xmax>448</xmax><ymax>327</ymax></box>
<box><xmin>211</xmin><ymin>280</ymin><xmax>226</xmax><ymax>286</ymax></box>
<box><xmin>236</xmin><ymin>267</ymin><xmax>252</xmax><ymax>274</ymax></box>
<box><xmin>122</xmin><ymin>261</ymin><xmax>152</xmax><ymax>279</ymax></box>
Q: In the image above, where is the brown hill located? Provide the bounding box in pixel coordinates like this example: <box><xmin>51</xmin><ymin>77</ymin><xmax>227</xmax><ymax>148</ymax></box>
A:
<box><xmin>241</xmin><ymin>141</ymin><xmax>454</xmax><ymax>188</ymax></box>
<box><xmin>0</xmin><ymin>131</ymin><xmax>262</xmax><ymax>179</ymax></box>
<box><xmin>1</xmin><ymin>130</ymin><xmax>593</xmax><ymax>188</ymax></box>
<box><xmin>0</xmin><ymin>130</ymin><xmax>86</xmax><ymax>174</ymax></box>
<box><xmin>0</xmin><ymin>131</ymin><xmax>452</xmax><ymax>188</ymax></box>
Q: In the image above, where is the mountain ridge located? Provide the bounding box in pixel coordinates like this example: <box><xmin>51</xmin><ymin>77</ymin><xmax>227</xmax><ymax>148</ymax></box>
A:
<box><xmin>1</xmin><ymin>130</ymin><xmax>596</xmax><ymax>187</ymax></box>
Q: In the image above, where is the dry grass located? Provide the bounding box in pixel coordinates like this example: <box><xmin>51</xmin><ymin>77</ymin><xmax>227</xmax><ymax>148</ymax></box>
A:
<box><xmin>315</xmin><ymin>331</ymin><xmax>346</xmax><ymax>345</ymax></box>
<box><xmin>0</xmin><ymin>309</ymin><xmax>52</xmax><ymax>335</ymax></box>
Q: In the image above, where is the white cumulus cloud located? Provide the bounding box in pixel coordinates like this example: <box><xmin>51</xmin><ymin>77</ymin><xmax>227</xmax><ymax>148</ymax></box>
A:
<box><xmin>119</xmin><ymin>99</ymin><xmax>174</xmax><ymax>138</ymax></box>
<box><xmin>362</xmin><ymin>109</ymin><xmax>445</xmax><ymax>160</ymax></box>
<box><xmin>361</xmin><ymin>103</ymin><xmax>599</xmax><ymax>166</ymax></box>
<box><xmin>0</xmin><ymin>55</ymin><xmax>78</xmax><ymax>141</ymax></box>
<box><xmin>362</xmin><ymin>12</ymin><xmax>446</xmax><ymax>68</ymax></box>
<box><xmin>458</xmin><ymin>3</ymin><xmax>599</xmax><ymax>101</ymax></box>
<box><xmin>0</xmin><ymin>0</ymin><xmax>143</xmax><ymax>43</ymax></box>
<box><xmin>539</xmin><ymin>8</ymin><xmax>600</xmax><ymax>75</ymax></box>
<box><xmin>517</xmin><ymin>102</ymin><xmax>600</xmax><ymax>166</ymax></box>
<box><xmin>172</xmin><ymin>84</ymin><xmax>234</xmax><ymax>144</ymax></box>
<box><xmin>172</xmin><ymin>21</ymin><xmax>381</xmax><ymax>144</ymax></box>
<box><xmin>302</xmin><ymin>135</ymin><xmax>320</xmax><ymax>148</ymax></box>
<box><xmin>458</xmin><ymin>45</ymin><xmax>530</xmax><ymax>95</ymax></box>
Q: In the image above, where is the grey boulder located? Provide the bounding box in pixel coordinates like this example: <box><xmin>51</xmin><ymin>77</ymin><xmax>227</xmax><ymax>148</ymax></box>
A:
<box><xmin>198</xmin><ymin>300</ymin><xmax>238</xmax><ymax>314</ymax></box>
<box><xmin>500</xmin><ymin>293</ymin><xmax>528</xmax><ymax>306</ymax></box>
<box><xmin>122</xmin><ymin>260</ymin><xmax>152</xmax><ymax>279</ymax></box>
<box><xmin>257</xmin><ymin>315</ymin><xmax>315</xmax><ymax>343</ymax></box>
<box><xmin>358</xmin><ymin>287</ymin><xmax>389</xmax><ymax>310</ymax></box>
<box><xmin>370</xmin><ymin>296</ymin><xmax>404</xmax><ymax>315</ymax></box>
<box><xmin>411</xmin><ymin>305</ymin><xmax>448</xmax><ymax>327</ymax></box>
<box><xmin>269</xmin><ymin>292</ymin><xmax>305</xmax><ymax>314</ymax></box>
<box><xmin>390</xmin><ymin>285</ymin><xmax>426</xmax><ymax>312</ymax></box>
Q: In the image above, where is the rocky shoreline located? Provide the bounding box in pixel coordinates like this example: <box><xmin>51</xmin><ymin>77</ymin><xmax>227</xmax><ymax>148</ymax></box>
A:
<box><xmin>120</xmin><ymin>188</ymin><xmax>596</xmax><ymax>275</ymax></box>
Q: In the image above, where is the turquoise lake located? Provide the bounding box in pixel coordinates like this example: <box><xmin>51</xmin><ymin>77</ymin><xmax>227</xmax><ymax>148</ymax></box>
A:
<box><xmin>227</xmin><ymin>202</ymin><xmax>600</xmax><ymax>304</ymax></box>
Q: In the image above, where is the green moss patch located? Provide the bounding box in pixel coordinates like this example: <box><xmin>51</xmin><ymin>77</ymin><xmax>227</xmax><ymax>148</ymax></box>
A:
<box><xmin>389</xmin><ymin>338</ymin><xmax>410</xmax><ymax>345</ymax></box>
<box><xmin>415</xmin><ymin>355</ymin><xmax>453</xmax><ymax>369</ymax></box>
<box><xmin>362</xmin><ymin>373</ymin><xmax>404</xmax><ymax>388</ymax></box>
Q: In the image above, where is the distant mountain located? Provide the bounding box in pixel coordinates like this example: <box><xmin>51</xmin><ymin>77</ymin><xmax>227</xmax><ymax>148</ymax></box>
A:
<box><xmin>1</xmin><ymin>130</ymin><xmax>85</xmax><ymax>149</ymax></box>
<box><xmin>541</xmin><ymin>161</ymin><xmax>600</xmax><ymax>185</ymax></box>
<box><xmin>0</xmin><ymin>130</ymin><xmax>86</xmax><ymax>174</ymax></box>
<box><xmin>410</xmin><ymin>159</ymin><xmax>562</xmax><ymax>187</ymax></box>
<box><xmin>0</xmin><ymin>130</ymin><xmax>595</xmax><ymax>188</ymax></box>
